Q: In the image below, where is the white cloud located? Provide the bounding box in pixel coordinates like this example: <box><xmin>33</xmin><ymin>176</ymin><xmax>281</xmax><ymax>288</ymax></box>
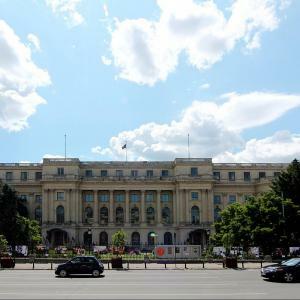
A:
<box><xmin>0</xmin><ymin>20</ymin><xmax>51</xmax><ymax>131</ymax></box>
<box><xmin>45</xmin><ymin>0</ymin><xmax>84</xmax><ymax>28</ymax></box>
<box><xmin>108</xmin><ymin>0</ymin><xmax>288</xmax><ymax>85</ymax></box>
<box><xmin>103</xmin><ymin>3</ymin><xmax>109</xmax><ymax>17</ymax></box>
<box><xmin>27</xmin><ymin>33</ymin><xmax>41</xmax><ymax>52</ymax></box>
<box><xmin>101</xmin><ymin>55</ymin><xmax>112</xmax><ymax>66</ymax></box>
<box><xmin>214</xmin><ymin>131</ymin><xmax>300</xmax><ymax>163</ymax></box>
<box><xmin>91</xmin><ymin>92</ymin><xmax>300</xmax><ymax>162</ymax></box>
<box><xmin>200</xmin><ymin>83</ymin><xmax>210</xmax><ymax>90</ymax></box>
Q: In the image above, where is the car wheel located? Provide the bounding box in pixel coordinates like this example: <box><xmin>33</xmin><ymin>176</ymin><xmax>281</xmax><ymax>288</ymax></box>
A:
<box><xmin>92</xmin><ymin>269</ymin><xmax>100</xmax><ymax>277</ymax></box>
<box><xmin>59</xmin><ymin>269</ymin><xmax>68</xmax><ymax>278</ymax></box>
<box><xmin>283</xmin><ymin>272</ymin><xmax>294</xmax><ymax>283</ymax></box>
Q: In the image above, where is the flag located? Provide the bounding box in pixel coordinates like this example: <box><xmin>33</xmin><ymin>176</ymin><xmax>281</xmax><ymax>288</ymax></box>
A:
<box><xmin>122</xmin><ymin>144</ymin><xmax>127</xmax><ymax>149</ymax></box>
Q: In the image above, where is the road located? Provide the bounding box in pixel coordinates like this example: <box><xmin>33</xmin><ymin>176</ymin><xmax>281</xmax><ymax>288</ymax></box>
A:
<box><xmin>0</xmin><ymin>269</ymin><xmax>299</xmax><ymax>299</ymax></box>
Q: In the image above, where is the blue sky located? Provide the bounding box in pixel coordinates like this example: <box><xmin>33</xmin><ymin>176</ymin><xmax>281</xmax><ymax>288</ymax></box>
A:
<box><xmin>0</xmin><ymin>0</ymin><xmax>300</xmax><ymax>163</ymax></box>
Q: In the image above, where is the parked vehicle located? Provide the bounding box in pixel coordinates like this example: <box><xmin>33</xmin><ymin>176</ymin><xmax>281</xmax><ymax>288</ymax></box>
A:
<box><xmin>261</xmin><ymin>258</ymin><xmax>300</xmax><ymax>282</ymax></box>
<box><xmin>55</xmin><ymin>256</ymin><xmax>104</xmax><ymax>277</ymax></box>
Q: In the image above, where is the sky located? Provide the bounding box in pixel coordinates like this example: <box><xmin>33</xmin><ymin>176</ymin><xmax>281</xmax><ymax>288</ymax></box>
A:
<box><xmin>0</xmin><ymin>0</ymin><xmax>300</xmax><ymax>163</ymax></box>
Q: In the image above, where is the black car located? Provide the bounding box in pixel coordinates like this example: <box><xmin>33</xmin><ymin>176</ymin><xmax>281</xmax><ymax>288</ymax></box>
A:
<box><xmin>261</xmin><ymin>258</ymin><xmax>300</xmax><ymax>282</ymax></box>
<box><xmin>55</xmin><ymin>256</ymin><xmax>104</xmax><ymax>277</ymax></box>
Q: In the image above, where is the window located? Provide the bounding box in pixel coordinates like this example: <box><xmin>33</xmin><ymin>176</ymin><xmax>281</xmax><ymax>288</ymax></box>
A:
<box><xmin>162</xmin><ymin>207</ymin><xmax>171</xmax><ymax>224</ymax></box>
<box><xmin>100</xmin><ymin>170</ymin><xmax>108</xmax><ymax>177</ymax></box>
<box><xmin>116</xmin><ymin>207</ymin><xmax>124</xmax><ymax>224</ymax></box>
<box><xmin>274</xmin><ymin>172</ymin><xmax>280</xmax><ymax>177</ymax></box>
<box><xmin>56</xmin><ymin>206</ymin><xmax>64</xmax><ymax>224</ymax></box>
<box><xmin>35</xmin><ymin>195</ymin><xmax>42</xmax><ymax>203</ymax></box>
<box><xmin>100</xmin><ymin>207</ymin><xmax>108</xmax><ymax>225</ymax></box>
<box><xmin>84</xmin><ymin>193</ymin><xmax>93</xmax><ymax>202</ymax></box>
<box><xmin>57</xmin><ymin>168</ymin><xmax>64</xmax><ymax>176</ymax></box>
<box><xmin>116</xmin><ymin>170</ymin><xmax>123</xmax><ymax>177</ymax></box>
<box><xmin>191</xmin><ymin>206</ymin><xmax>200</xmax><ymax>225</ymax></box>
<box><xmin>99</xmin><ymin>194</ymin><xmax>109</xmax><ymax>202</ymax></box>
<box><xmin>191</xmin><ymin>167</ymin><xmax>198</xmax><ymax>177</ymax></box>
<box><xmin>214</xmin><ymin>206</ymin><xmax>221</xmax><ymax>221</ymax></box>
<box><xmin>228</xmin><ymin>195</ymin><xmax>236</xmax><ymax>204</ymax></box>
<box><xmin>161</xmin><ymin>170</ymin><xmax>169</xmax><ymax>177</ymax></box>
<box><xmin>161</xmin><ymin>193</ymin><xmax>170</xmax><ymax>202</ymax></box>
<box><xmin>131</xmin><ymin>207</ymin><xmax>139</xmax><ymax>224</ymax></box>
<box><xmin>191</xmin><ymin>192</ymin><xmax>199</xmax><ymax>201</ymax></box>
<box><xmin>115</xmin><ymin>193</ymin><xmax>125</xmax><ymax>202</ymax></box>
<box><xmin>131</xmin><ymin>170</ymin><xmax>138</xmax><ymax>177</ymax></box>
<box><xmin>148</xmin><ymin>232</ymin><xmax>156</xmax><ymax>246</ymax></box>
<box><xmin>130</xmin><ymin>193</ymin><xmax>140</xmax><ymax>202</ymax></box>
<box><xmin>35</xmin><ymin>172</ymin><xmax>42</xmax><ymax>180</ymax></box>
<box><xmin>213</xmin><ymin>172</ymin><xmax>220</xmax><ymax>181</ymax></box>
<box><xmin>85</xmin><ymin>170</ymin><xmax>93</xmax><ymax>177</ymax></box>
<box><xmin>84</xmin><ymin>207</ymin><xmax>93</xmax><ymax>223</ymax></box>
<box><xmin>5</xmin><ymin>172</ymin><xmax>13</xmax><ymax>181</ymax></box>
<box><xmin>20</xmin><ymin>195</ymin><xmax>27</xmax><ymax>202</ymax></box>
<box><xmin>244</xmin><ymin>195</ymin><xmax>251</xmax><ymax>201</ymax></box>
<box><xmin>228</xmin><ymin>172</ymin><xmax>235</xmax><ymax>181</ymax></box>
<box><xmin>131</xmin><ymin>232</ymin><xmax>140</xmax><ymax>246</ymax></box>
<box><xmin>20</xmin><ymin>172</ymin><xmax>28</xmax><ymax>181</ymax></box>
<box><xmin>259</xmin><ymin>172</ymin><xmax>266</xmax><ymax>179</ymax></box>
<box><xmin>35</xmin><ymin>207</ymin><xmax>42</xmax><ymax>224</ymax></box>
<box><xmin>146</xmin><ymin>192</ymin><xmax>154</xmax><ymax>202</ymax></box>
<box><xmin>146</xmin><ymin>170</ymin><xmax>153</xmax><ymax>178</ymax></box>
<box><xmin>214</xmin><ymin>195</ymin><xmax>221</xmax><ymax>205</ymax></box>
<box><xmin>99</xmin><ymin>231</ymin><xmax>108</xmax><ymax>246</ymax></box>
<box><xmin>146</xmin><ymin>207</ymin><xmax>155</xmax><ymax>223</ymax></box>
<box><xmin>164</xmin><ymin>232</ymin><xmax>173</xmax><ymax>245</ymax></box>
<box><xmin>244</xmin><ymin>172</ymin><xmax>251</xmax><ymax>181</ymax></box>
<box><xmin>57</xmin><ymin>192</ymin><xmax>65</xmax><ymax>201</ymax></box>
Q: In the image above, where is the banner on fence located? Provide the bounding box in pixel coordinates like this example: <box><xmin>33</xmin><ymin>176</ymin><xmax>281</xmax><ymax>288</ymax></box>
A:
<box><xmin>154</xmin><ymin>245</ymin><xmax>201</xmax><ymax>259</ymax></box>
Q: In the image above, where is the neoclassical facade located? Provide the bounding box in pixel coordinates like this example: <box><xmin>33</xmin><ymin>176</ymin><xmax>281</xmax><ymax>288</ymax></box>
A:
<box><xmin>0</xmin><ymin>158</ymin><xmax>287</xmax><ymax>249</ymax></box>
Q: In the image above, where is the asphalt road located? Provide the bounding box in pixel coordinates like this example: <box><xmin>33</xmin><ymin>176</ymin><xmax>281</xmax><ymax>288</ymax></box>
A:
<box><xmin>0</xmin><ymin>269</ymin><xmax>299</xmax><ymax>299</ymax></box>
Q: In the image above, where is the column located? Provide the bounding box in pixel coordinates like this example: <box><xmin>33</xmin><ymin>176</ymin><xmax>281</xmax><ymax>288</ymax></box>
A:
<box><xmin>42</xmin><ymin>189</ymin><xmax>49</xmax><ymax>224</ymax></box>
<box><xmin>200</xmin><ymin>189</ymin><xmax>205</xmax><ymax>222</ymax></box>
<box><xmin>175</xmin><ymin>186</ymin><xmax>180</xmax><ymax>225</ymax></box>
<box><xmin>109</xmin><ymin>190</ymin><xmax>114</xmax><ymax>224</ymax></box>
<box><xmin>179</xmin><ymin>189</ymin><xmax>185</xmax><ymax>224</ymax></box>
<box><xmin>222</xmin><ymin>193</ymin><xmax>227</xmax><ymax>210</ymax></box>
<box><xmin>70</xmin><ymin>189</ymin><xmax>76</xmax><ymax>223</ymax></box>
<box><xmin>125</xmin><ymin>190</ymin><xmax>130</xmax><ymax>224</ymax></box>
<box><xmin>185</xmin><ymin>189</ymin><xmax>190</xmax><ymax>224</ymax></box>
<box><xmin>93</xmin><ymin>190</ymin><xmax>99</xmax><ymax>225</ymax></box>
<box><xmin>49</xmin><ymin>190</ymin><xmax>54</xmax><ymax>223</ymax></box>
<box><xmin>207</xmin><ymin>189</ymin><xmax>213</xmax><ymax>222</ymax></box>
<box><xmin>141</xmin><ymin>190</ymin><xmax>145</xmax><ymax>224</ymax></box>
<box><xmin>172</xmin><ymin>190</ymin><xmax>177</xmax><ymax>225</ymax></box>
<box><xmin>65</xmin><ymin>189</ymin><xmax>70</xmax><ymax>223</ymax></box>
<box><xmin>78</xmin><ymin>190</ymin><xmax>83</xmax><ymax>224</ymax></box>
<box><xmin>156</xmin><ymin>190</ymin><xmax>161</xmax><ymax>224</ymax></box>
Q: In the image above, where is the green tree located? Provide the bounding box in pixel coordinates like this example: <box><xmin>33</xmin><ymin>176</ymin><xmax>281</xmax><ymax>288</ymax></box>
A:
<box><xmin>0</xmin><ymin>235</ymin><xmax>8</xmax><ymax>254</ymax></box>
<box><xmin>272</xmin><ymin>159</ymin><xmax>300</xmax><ymax>206</ymax></box>
<box><xmin>112</xmin><ymin>229</ymin><xmax>127</xmax><ymax>248</ymax></box>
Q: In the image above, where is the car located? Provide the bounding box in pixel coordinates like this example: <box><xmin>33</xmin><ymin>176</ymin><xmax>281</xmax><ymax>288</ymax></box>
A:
<box><xmin>261</xmin><ymin>258</ymin><xmax>300</xmax><ymax>282</ymax></box>
<box><xmin>55</xmin><ymin>256</ymin><xmax>104</xmax><ymax>277</ymax></box>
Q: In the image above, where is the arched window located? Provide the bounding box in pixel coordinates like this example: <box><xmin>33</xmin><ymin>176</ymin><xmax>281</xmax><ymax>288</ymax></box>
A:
<box><xmin>148</xmin><ymin>232</ymin><xmax>156</xmax><ymax>246</ymax></box>
<box><xmin>162</xmin><ymin>207</ymin><xmax>171</xmax><ymax>224</ymax></box>
<box><xmin>164</xmin><ymin>232</ymin><xmax>173</xmax><ymax>245</ymax></box>
<box><xmin>191</xmin><ymin>206</ymin><xmax>200</xmax><ymax>225</ymax></box>
<box><xmin>131</xmin><ymin>207</ymin><xmax>139</xmax><ymax>224</ymax></box>
<box><xmin>214</xmin><ymin>206</ymin><xmax>222</xmax><ymax>221</ymax></box>
<box><xmin>35</xmin><ymin>206</ymin><xmax>42</xmax><ymax>224</ymax></box>
<box><xmin>146</xmin><ymin>207</ymin><xmax>155</xmax><ymax>224</ymax></box>
<box><xmin>100</xmin><ymin>207</ymin><xmax>108</xmax><ymax>225</ymax></box>
<box><xmin>131</xmin><ymin>232</ymin><xmax>140</xmax><ymax>246</ymax></box>
<box><xmin>56</xmin><ymin>205</ymin><xmax>64</xmax><ymax>224</ymax></box>
<box><xmin>116</xmin><ymin>207</ymin><xmax>124</xmax><ymax>224</ymax></box>
<box><xmin>84</xmin><ymin>207</ymin><xmax>93</xmax><ymax>224</ymax></box>
<box><xmin>99</xmin><ymin>231</ymin><xmax>108</xmax><ymax>246</ymax></box>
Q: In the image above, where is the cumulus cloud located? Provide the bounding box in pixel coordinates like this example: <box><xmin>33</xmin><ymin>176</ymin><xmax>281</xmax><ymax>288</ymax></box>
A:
<box><xmin>101</xmin><ymin>55</ymin><xmax>112</xmax><ymax>66</ymax></box>
<box><xmin>91</xmin><ymin>92</ymin><xmax>300</xmax><ymax>162</ymax></box>
<box><xmin>200</xmin><ymin>83</ymin><xmax>210</xmax><ymax>90</ymax></box>
<box><xmin>27</xmin><ymin>33</ymin><xmax>41</xmax><ymax>52</ymax></box>
<box><xmin>45</xmin><ymin>0</ymin><xmax>84</xmax><ymax>28</ymax></box>
<box><xmin>0</xmin><ymin>20</ymin><xmax>51</xmax><ymax>131</ymax></box>
<box><xmin>108</xmin><ymin>0</ymin><xmax>288</xmax><ymax>85</ymax></box>
<box><xmin>214</xmin><ymin>131</ymin><xmax>300</xmax><ymax>163</ymax></box>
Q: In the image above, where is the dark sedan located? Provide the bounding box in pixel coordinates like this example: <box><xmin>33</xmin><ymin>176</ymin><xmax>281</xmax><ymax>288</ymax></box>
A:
<box><xmin>55</xmin><ymin>256</ymin><xmax>104</xmax><ymax>277</ymax></box>
<box><xmin>261</xmin><ymin>258</ymin><xmax>300</xmax><ymax>282</ymax></box>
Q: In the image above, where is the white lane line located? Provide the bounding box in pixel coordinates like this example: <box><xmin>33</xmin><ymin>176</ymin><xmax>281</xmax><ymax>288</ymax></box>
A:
<box><xmin>0</xmin><ymin>283</ymin><xmax>237</xmax><ymax>286</ymax></box>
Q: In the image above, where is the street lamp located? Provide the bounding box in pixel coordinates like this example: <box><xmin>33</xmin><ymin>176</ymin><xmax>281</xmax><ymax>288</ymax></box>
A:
<box><xmin>87</xmin><ymin>228</ymin><xmax>92</xmax><ymax>255</ymax></box>
<box><xmin>149</xmin><ymin>232</ymin><xmax>158</xmax><ymax>249</ymax></box>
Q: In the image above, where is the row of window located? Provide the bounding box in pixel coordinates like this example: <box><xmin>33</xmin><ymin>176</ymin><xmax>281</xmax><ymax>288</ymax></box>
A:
<box><xmin>5</xmin><ymin>171</ymin><xmax>42</xmax><ymax>181</ymax></box>
<box><xmin>213</xmin><ymin>194</ymin><xmax>251</xmax><ymax>204</ymax></box>
<box><xmin>213</xmin><ymin>171</ymin><xmax>280</xmax><ymax>181</ymax></box>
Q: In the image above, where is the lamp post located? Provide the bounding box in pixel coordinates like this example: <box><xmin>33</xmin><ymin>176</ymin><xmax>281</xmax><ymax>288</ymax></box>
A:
<box><xmin>206</xmin><ymin>229</ymin><xmax>211</xmax><ymax>255</ymax></box>
<box><xmin>87</xmin><ymin>228</ymin><xmax>92</xmax><ymax>255</ymax></box>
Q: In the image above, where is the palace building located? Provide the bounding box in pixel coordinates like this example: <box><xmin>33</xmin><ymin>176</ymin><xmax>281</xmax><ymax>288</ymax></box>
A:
<box><xmin>0</xmin><ymin>158</ymin><xmax>287</xmax><ymax>249</ymax></box>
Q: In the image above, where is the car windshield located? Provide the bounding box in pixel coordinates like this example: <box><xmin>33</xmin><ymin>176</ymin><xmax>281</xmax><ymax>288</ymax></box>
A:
<box><xmin>281</xmin><ymin>258</ymin><xmax>300</xmax><ymax>266</ymax></box>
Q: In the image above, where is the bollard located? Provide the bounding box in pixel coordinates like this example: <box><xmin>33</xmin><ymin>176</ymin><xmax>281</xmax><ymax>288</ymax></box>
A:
<box><xmin>184</xmin><ymin>262</ymin><xmax>187</xmax><ymax>269</ymax></box>
<box><xmin>127</xmin><ymin>261</ymin><xmax>129</xmax><ymax>269</ymax></box>
<box><xmin>260</xmin><ymin>261</ymin><xmax>263</xmax><ymax>268</ymax></box>
<box><xmin>165</xmin><ymin>263</ymin><xmax>167</xmax><ymax>269</ymax></box>
<box><xmin>108</xmin><ymin>262</ymin><xmax>110</xmax><ymax>270</ymax></box>
<box><xmin>202</xmin><ymin>261</ymin><xmax>205</xmax><ymax>268</ymax></box>
<box><xmin>32</xmin><ymin>258</ymin><xmax>35</xmax><ymax>270</ymax></box>
<box><xmin>144</xmin><ymin>262</ymin><xmax>147</xmax><ymax>269</ymax></box>
<box><xmin>242</xmin><ymin>261</ymin><xmax>244</xmax><ymax>269</ymax></box>
<box><xmin>51</xmin><ymin>260</ymin><xmax>53</xmax><ymax>270</ymax></box>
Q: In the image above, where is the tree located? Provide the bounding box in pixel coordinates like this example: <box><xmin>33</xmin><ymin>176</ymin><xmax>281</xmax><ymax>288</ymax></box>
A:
<box><xmin>112</xmin><ymin>230</ymin><xmax>127</xmax><ymax>248</ymax></box>
<box><xmin>0</xmin><ymin>235</ymin><xmax>8</xmax><ymax>254</ymax></box>
<box><xmin>272</xmin><ymin>159</ymin><xmax>300</xmax><ymax>206</ymax></box>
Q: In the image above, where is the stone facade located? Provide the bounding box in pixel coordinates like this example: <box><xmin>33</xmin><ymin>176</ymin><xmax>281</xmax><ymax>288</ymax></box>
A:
<box><xmin>0</xmin><ymin>158</ymin><xmax>287</xmax><ymax>249</ymax></box>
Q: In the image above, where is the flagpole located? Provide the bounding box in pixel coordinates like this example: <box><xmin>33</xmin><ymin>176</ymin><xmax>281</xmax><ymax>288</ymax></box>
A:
<box><xmin>188</xmin><ymin>133</ymin><xmax>190</xmax><ymax>159</ymax></box>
